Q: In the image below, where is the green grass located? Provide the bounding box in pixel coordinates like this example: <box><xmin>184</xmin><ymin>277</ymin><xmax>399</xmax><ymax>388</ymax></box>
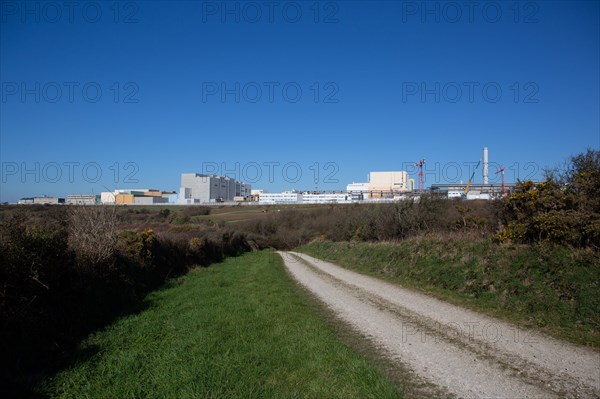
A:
<box><xmin>298</xmin><ymin>239</ymin><xmax>600</xmax><ymax>348</ymax></box>
<box><xmin>36</xmin><ymin>250</ymin><xmax>402</xmax><ymax>399</ymax></box>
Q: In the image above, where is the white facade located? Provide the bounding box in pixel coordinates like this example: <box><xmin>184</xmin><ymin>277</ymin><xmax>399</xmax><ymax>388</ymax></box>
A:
<box><xmin>258</xmin><ymin>191</ymin><xmax>302</xmax><ymax>205</ymax></box>
<box><xmin>67</xmin><ymin>195</ymin><xmax>99</xmax><ymax>205</ymax></box>
<box><xmin>302</xmin><ymin>193</ymin><xmax>351</xmax><ymax>204</ymax></box>
<box><xmin>346</xmin><ymin>171</ymin><xmax>413</xmax><ymax>199</ymax></box>
<box><xmin>100</xmin><ymin>192</ymin><xmax>116</xmax><ymax>204</ymax></box>
<box><xmin>346</xmin><ymin>182</ymin><xmax>370</xmax><ymax>192</ymax></box>
<box><xmin>466</xmin><ymin>191</ymin><xmax>491</xmax><ymax>200</ymax></box>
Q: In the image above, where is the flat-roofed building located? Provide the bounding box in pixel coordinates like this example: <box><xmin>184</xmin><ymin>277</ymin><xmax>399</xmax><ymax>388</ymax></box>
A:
<box><xmin>347</xmin><ymin>171</ymin><xmax>413</xmax><ymax>199</ymax></box>
<box><xmin>179</xmin><ymin>173</ymin><xmax>251</xmax><ymax>204</ymax></box>
<box><xmin>67</xmin><ymin>194</ymin><xmax>99</xmax><ymax>205</ymax></box>
<box><xmin>302</xmin><ymin>192</ymin><xmax>351</xmax><ymax>204</ymax></box>
<box><xmin>134</xmin><ymin>196</ymin><xmax>168</xmax><ymax>205</ymax></box>
<box><xmin>115</xmin><ymin>194</ymin><xmax>134</xmax><ymax>204</ymax></box>
<box><xmin>258</xmin><ymin>191</ymin><xmax>302</xmax><ymax>205</ymax></box>
<box><xmin>369</xmin><ymin>171</ymin><xmax>411</xmax><ymax>192</ymax></box>
<box><xmin>33</xmin><ymin>197</ymin><xmax>63</xmax><ymax>205</ymax></box>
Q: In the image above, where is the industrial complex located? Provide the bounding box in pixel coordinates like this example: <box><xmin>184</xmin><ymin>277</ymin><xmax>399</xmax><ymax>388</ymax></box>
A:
<box><xmin>16</xmin><ymin>147</ymin><xmax>514</xmax><ymax>205</ymax></box>
<box><xmin>179</xmin><ymin>173</ymin><xmax>251</xmax><ymax>204</ymax></box>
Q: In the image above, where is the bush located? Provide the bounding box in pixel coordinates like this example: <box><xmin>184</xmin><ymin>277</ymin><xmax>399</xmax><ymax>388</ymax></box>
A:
<box><xmin>238</xmin><ymin>196</ymin><xmax>498</xmax><ymax>248</ymax></box>
<box><xmin>0</xmin><ymin>206</ymin><xmax>254</xmax><ymax>396</ymax></box>
<box><xmin>499</xmin><ymin>149</ymin><xmax>600</xmax><ymax>248</ymax></box>
<box><xmin>68</xmin><ymin>205</ymin><xmax>118</xmax><ymax>268</ymax></box>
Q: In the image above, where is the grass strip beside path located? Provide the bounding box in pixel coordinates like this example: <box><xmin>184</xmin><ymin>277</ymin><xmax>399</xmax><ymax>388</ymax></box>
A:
<box><xmin>299</xmin><ymin>239</ymin><xmax>599</xmax><ymax>348</ymax></box>
<box><xmin>37</xmin><ymin>250</ymin><xmax>402</xmax><ymax>399</ymax></box>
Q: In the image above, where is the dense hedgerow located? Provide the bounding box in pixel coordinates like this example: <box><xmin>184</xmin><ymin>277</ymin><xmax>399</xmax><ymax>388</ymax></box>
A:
<box><xmin>0</xmin><ymin>206</ymin><xmax>256</xmax><ymax>396</ymax></box>
<box><xmin>499</xmin><ymin>149</ymin><xmax>600</xmax><ymax>247</ymax></box>
<box><xmin>239</xmin><ymin>196</ymin><xmax>502</xmax><ymax>249</ymax></box>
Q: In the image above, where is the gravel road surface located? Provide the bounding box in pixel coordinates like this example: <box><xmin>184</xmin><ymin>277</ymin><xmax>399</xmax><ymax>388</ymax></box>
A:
<box><xmin>279</xmin><ymin>251</ymin><xmax>600</xmax><ymax>399</ymax></box>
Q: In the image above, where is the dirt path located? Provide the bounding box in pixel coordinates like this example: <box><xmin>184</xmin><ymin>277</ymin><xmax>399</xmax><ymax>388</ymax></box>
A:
<box><xmin>279</xmin><ymin>251</ymin><xmax>600</xmax><ymax>399</ymax></box>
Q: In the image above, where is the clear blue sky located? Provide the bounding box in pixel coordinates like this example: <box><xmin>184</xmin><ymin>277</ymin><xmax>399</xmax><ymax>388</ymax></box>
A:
<box><xmin>1</xmin><ymin>0</ymin><xmax>598</xmax><ymax>202</ymax></box>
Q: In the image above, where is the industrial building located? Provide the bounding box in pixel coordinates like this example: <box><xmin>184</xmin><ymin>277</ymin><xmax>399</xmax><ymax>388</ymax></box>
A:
<box><xmin>430</xmin><ymin>183</ymin><xmax>515</xmax><ymax>199</ymax></box>
<box><xmin>17</xmin><ymin>196</ymin><xmax>65</xmax><ymax>205</ymax></box>
<box><xmin>257</xmin><ymin>191</ymin><xmax>352</xmax><ymax>205</ymax></box>
<box><xmin>179</xmin><ymin>173</ymin><xmax>251</xmax><ymax>204</ymax></box>
<box><xmin>17</xmin><ymin>198</ymin><xmax>35</xmax><ymax>204</ymax></box>
<box><xmin>100</xmin><ymin>189</ymin><xmax>176</xmax><ymax>205</ymax></box>
<box><xmin>302</xmin><ymin>192</ymin><xmax>352</xmax><ymax>204</ymax></box>
<box><xmin>16</xmin><ymin>148</ymin><xmax>514</xmax><ymax>206</ymax></box>
<box><xmin>250</xmin><ymin>189</ymin><xmax>267</xmax><ymax>202</ymax></box>
<box><xmin>66</xmin><ymin>194</ymin><xmax>100</xmax><ymax>205</ymax></box>
<box><xmin>258</xmin><ymin>191</ymin><xmax>303</xmax><ymax>205</ymax></box>
<box><xmin>347</xmin><ymin>171</ymin><xmax>414</xmax><ymax>200</ymax></box>
<box><xmin>430</xmin><ymin>147</ymin><xmax>514</xmax><ymax>199</ymax></box>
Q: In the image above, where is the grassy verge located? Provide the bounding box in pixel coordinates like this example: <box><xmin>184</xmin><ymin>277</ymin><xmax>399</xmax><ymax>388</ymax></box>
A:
<box><xmin>35</xmin><ymin>250</ymin><xmax>402</xmax><ymax>399</ymax></box>
<box><xmin>298</xmin><ymin>239</ymin><xmax>600</xmax><ymax>348</ymax></box>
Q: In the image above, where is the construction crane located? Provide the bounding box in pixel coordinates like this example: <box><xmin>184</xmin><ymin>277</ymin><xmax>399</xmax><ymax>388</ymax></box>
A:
<box><xmin>463</xmin><ymin>160</ymin><xmax>481</xmax><ymax>196</ymax></box>
<box><xmin>414</xmin><ymin>159</ymin><xmax>425</xmax><ymax>192</ymax></box>
<box><xmin>495</xmin><ymin>165</ymin><xmax>506</xmax><ymax>197</ymax></box>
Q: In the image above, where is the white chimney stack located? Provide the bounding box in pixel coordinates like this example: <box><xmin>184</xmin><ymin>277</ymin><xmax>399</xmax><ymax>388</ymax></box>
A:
<box><xmin>483</xmin><ymin>146</ymin><xmax>489</xmax><ymax>185</ymax></box>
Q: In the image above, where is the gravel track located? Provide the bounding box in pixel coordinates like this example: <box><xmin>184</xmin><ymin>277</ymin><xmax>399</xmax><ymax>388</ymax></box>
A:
<box><xmin>279</xmin><ymin>251</ymin><xmax>600</xmax><ymax>399</ymax></box>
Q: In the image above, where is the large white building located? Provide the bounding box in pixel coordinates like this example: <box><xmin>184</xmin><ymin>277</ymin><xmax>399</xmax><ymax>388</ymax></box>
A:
<box><xmin>302</xmin><ymin>192</ymin><xmax>351</xmax><ymax>204</ymax></box>
<box><xmin>179</xmin><ymin>173</ymin><xmax>251</xmax><ymax>204</ymax></box>
<box><xmin>369</xmin><ymin>171</ymin><xmax>412</xmax><ymax>192</ymax></box>
<box><xmin>258</xmin><ymin>191</ymin><xmax>302</xmax><ymax>205</ymax></box>
<box><xmin>257</xmin><ymin>191</ymin><xmax>352</xmax><ymax>205</ymax></box>
<box><xmin>347</xmin><ymin>171</ymin><xmax>414</xmax><ymax>199</ymax></box>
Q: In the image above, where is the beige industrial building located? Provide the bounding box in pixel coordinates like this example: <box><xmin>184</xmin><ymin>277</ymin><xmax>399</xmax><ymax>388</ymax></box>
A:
<box><xmin>101</xmin><ymin>189</ymin><xmax>171</xmax><ymax>205</ymax></box>
<box><xmin>369</xmin><ymin>171</ymin><xmax>412</xmax><ymax>192</ymax></box>
<box><xmin>347</xmin><ymin>171</ymin><xmax>414</xmax><ymax>199</ymax></box>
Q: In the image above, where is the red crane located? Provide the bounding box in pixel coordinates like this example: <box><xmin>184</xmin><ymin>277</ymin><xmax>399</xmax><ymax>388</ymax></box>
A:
<box><xmin>414</xmin><ymin>159</ymin><xmax>425</xmax><ymax>193</ymax></box>
<box><xmin>495</xmin><ymin>165</ymin><xmax>506</xmax><ymax>197</ymax></box>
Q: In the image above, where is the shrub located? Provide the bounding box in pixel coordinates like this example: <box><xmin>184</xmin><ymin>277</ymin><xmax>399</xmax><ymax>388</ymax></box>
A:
<box><xmin>499</xmin><ymin>149</ymin><xmax>600</xmax><ymax>248</ymax></box>
<box><xmin>68</xmin><ymin>205</ymin><xmax>118</xmax><ymax>268</ymax></box>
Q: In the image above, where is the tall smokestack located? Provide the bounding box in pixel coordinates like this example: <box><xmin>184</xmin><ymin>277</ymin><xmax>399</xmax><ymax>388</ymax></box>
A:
<box><xmin>483</xmin><ymin>146</ymin><xmax>489</xmax><ymax>185</ymax></box>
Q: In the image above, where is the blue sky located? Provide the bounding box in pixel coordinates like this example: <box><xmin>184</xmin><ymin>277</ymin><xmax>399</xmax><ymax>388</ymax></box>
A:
<box><xmin>1</xmin><ymin>0</ymin><xmax>598</xmax><ymax>202</ymax></box>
